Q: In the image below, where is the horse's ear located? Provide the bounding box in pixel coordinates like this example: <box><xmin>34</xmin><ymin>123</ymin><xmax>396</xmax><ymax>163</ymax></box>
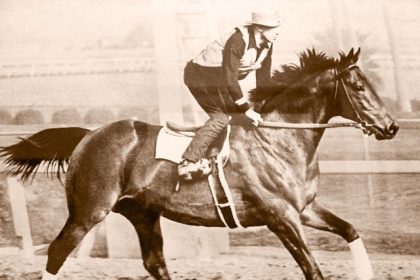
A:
<box><xmin>347</xmin><ymin>48</ymin><xmax>354</xmax><ymax>59</ymax></box>
<box><xmin>354</xmin><ymin>47</ymin><xmax>361</xmax><ymax>62</ymax></box>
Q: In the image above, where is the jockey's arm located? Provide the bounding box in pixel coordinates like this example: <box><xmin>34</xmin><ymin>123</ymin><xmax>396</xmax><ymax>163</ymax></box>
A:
<box><xmin>222</xmin><ymin>33</ymin><xmax>249</xmax><ymax>111</ymax></box>
<box><xmin>256</xmin><ymin>46</ymin><xmax>277</xmax><ymax>94</ymax></box>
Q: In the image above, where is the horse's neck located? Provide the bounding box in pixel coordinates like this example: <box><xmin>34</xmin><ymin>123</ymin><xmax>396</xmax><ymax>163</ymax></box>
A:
<box><xmin>262</xmin><ymin>101</ymin><xmax>331</xmax><ymax>127</ymax></box>
<box><xmin>259</xmin><ymin>113</ymin><xmax>326</xmax><ymax>160</ymax></box>
<box><xmin>259</xmin><ymin>87</ymin><xmax>333</xmax><ymax>159</ymax></box>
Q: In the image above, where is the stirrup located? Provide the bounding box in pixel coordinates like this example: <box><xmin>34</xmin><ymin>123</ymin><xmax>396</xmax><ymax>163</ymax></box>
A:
<box><xmin>178</xmin><ymin>159</ymin><xmax>211</xmax><ymax>181</ymax></box>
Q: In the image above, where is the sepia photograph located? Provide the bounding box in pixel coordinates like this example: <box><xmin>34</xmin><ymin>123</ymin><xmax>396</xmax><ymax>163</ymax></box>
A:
<box><xmin>0</xmin><ymin>0</ymin><xmax>419</xmax><ymax>279</ymax></box>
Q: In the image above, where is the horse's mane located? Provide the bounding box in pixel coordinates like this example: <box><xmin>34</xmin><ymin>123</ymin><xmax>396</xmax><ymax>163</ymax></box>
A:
<box><xmin>251</xmin><ymin>48</ymin><xmax>360</xmax><ymax>104</ymax></box>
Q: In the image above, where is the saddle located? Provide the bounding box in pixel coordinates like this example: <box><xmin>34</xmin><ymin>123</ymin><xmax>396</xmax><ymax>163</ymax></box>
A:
<box><xmin>166</xmin><ymin>121</ymin><xmax>202</xmax><ymax>133</ymax></box>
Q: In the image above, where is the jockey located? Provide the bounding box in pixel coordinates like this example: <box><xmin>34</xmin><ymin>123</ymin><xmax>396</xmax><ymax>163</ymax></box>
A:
<box><xmin>178</xmin><ymin>11</ymin><xmax>282</xmax><ymax>180</ymax></box>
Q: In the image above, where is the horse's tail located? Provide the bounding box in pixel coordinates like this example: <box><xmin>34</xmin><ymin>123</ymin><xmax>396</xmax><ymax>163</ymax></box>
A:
<box><xmin>0</xmin><ymin>127</ymin><xmax>91</xmax><ymax>182</ymax></box>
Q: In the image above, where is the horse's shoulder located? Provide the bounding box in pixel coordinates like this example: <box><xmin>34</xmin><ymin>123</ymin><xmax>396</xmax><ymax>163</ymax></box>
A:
<box><xmin>306</xmin><ymin>155</ymin><xmax>320</xmax><ymax>180</ymax></box>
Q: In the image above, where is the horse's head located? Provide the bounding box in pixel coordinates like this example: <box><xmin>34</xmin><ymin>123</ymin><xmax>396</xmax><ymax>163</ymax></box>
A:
<box><xmin>252</xmin><ymin>48</ymin><xmax>398</xmax><ymax>140</ymax></box>
<box><xmin>335</xmin><ymin>48</ymin><xmax>399</xmax><ymax>140</ymax></box>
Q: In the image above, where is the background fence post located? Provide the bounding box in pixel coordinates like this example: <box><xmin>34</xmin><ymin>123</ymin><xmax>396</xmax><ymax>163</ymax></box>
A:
<box><xmin>362</xmin><ymin>135</ymin><xmax>375</xmax><ymax>208</ymax></box>
<box><xmin>6</xmin><ymin>176</ymin><xmax>33</xmax><ymax>257</ymax></box>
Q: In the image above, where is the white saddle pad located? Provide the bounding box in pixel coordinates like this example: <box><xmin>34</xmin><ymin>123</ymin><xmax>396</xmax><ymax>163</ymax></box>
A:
<box><xmin>155</xmin><ymin>125</ymin><xmax>231</xmax><ymax>164</ymax></box>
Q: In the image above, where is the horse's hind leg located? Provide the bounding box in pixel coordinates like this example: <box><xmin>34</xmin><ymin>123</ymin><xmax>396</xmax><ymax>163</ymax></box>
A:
<box><xmin>115</xmin><ymin>199</ymin><xmax>170</xmax><ymax>280</ymax></box>
<box><xmin>301</xmin><ymin>200</ymin><xmax>374</xmax><ymax>280</ymax></box>
<box><xmin>42</xmin><ymin>194</ymin><xmax>117</xmax><ymax>279</ymax></box>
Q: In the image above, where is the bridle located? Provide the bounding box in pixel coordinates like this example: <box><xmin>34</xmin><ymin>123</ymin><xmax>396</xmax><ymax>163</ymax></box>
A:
<box><xmin>258</xmin><ymin>64</ymin><xmax>373</xmax><ymax>134</ymax></box>
<box><xmin>334</xmin><ymin>65</ymin><xmax>373</xmax><ymax>134</ymax></box>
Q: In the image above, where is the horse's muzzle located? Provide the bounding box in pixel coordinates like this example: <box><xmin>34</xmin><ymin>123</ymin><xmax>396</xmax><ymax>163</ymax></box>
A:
<box><xmin>372</xmin><ymin>120</ymin><xmax>399</xmax><ymax>140</ymax></box>
<box><xmin>386</xmin><ymin>121</ymin><xmax>399</xmax><ymax>137</ymax></box>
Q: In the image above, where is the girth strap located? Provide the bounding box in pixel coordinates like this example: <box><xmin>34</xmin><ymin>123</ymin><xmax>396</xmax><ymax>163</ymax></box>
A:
<box><xmin>208</xmin><ymin>157</ymin><xmax>243</xmax><ymax>229</ymax></box>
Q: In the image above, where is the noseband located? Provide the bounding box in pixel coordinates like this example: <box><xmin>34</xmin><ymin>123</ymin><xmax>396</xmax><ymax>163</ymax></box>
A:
<box><xmin>258</xmin><ymin>64</ymin><xmax>372</xmax><ymax>133</ymax></box>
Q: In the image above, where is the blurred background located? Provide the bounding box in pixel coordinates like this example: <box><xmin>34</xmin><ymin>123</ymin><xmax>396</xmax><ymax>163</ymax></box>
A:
<box><xmin>0</xmin><ymin>0</ymin><xmax>419</xmax><ymax>124</ymax></box>
<box><xmin>0</xmin><ymin>0</ymin><xmax>419</xmax><ymax>274</ymax></box>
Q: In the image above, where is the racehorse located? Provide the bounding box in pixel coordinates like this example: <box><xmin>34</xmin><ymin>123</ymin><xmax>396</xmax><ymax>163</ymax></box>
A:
<box><xmin>0</xmin><ymin>48</ymin><xmax>398</xmax><ymax>280</ymax></box>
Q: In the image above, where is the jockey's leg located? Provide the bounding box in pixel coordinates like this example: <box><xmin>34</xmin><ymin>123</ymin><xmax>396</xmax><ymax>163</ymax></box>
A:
<box><xmin>179</xmin><ymin>110</ymin><xmax>229</xmax><ymax>180</ymax></box>
<box><xmin>182</xmin><ymin>83</ymin><xmax>231</xmax><ymax>163</ymax></box>
<box><xmin>182</xmin><ymin>112</ymin><xmax>229</xmax><ymax>162</ymax></box>
<box><xmin>301</xmin><ymin>200</ymin><xmax>374</xmax><ymax>280</ymax></box>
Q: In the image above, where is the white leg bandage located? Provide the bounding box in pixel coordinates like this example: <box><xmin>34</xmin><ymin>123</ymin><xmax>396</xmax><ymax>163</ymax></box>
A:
<box><xmin>42</xmin><ymin>270</ymin><xmax>57</xmax><ymax>280</ymax></box>
<box><xmin>348</xmin><ymin>238</ymin><xmax>374</xmax><ymax>280</ymax></box>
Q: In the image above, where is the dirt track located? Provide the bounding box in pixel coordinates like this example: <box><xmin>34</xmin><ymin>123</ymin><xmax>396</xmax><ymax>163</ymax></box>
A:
<box><xmin>0</xmin><ymin>247</ymin><xmax>419</xmax><ymax>280</ymax></box>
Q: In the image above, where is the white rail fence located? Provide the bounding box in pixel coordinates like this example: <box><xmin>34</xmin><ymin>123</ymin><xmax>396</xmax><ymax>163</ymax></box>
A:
<box><xmin>0</xmin><ymin>57</ymin><xmax>156</xmax><ymax>78</ymax></box>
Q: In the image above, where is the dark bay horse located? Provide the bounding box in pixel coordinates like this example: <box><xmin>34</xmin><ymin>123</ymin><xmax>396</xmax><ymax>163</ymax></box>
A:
<box><xmin>0</xmin><ymin>48</ymin><xmax>398</xmax><ymax>280</ymax></box>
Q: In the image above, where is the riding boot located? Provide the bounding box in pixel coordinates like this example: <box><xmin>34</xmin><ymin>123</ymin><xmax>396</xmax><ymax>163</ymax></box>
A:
<box><xmin>178</xmin><ymin>158</ymin><xmax>211</xmax><ymax>181</ymax></box>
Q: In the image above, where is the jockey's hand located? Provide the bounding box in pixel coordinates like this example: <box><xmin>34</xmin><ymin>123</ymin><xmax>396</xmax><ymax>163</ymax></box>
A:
<box><xmin>245</xmin><ymin>108</ymin><xmax>262</xmax><ymax>126</ymax></box>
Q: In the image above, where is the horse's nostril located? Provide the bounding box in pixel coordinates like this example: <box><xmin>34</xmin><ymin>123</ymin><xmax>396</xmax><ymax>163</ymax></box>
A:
<box><xmin>387</xmin><ymin>121</ymin><xmax>399</xmax><ymax>135</ymax></box>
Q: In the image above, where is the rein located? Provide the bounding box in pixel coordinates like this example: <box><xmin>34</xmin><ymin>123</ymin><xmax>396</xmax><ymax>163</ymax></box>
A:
<box><xmin>258</xmin><ymin>64</ymin><xmax>371</xmax><ymax>133</ymax></box>
<box><xmin>258</xmin><ymin>121</ymin><xmax>364</xmax><ymax>129</ymax></box>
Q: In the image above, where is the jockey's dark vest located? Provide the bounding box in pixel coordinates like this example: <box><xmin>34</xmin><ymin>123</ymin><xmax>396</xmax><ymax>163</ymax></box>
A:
<box><xmin>192</xmin><ymin>26</ymin><xmax>271</xmax><ymax>78</ymax></box>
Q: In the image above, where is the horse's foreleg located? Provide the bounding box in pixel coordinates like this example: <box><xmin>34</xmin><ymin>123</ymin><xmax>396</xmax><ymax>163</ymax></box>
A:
<box><xmin>266</xmin><ymin>205</ymin><xmax>324</xmax><ymax>280</ymax></box>
<box><xmin>115</xmin><ymin>199</ymin><xmax>170</xmax><ymax>280</ymax></box>
<box><xmin>301</xmin><ymin>200</ymin><xmax>374</xmax><ymax>280</ymax></box>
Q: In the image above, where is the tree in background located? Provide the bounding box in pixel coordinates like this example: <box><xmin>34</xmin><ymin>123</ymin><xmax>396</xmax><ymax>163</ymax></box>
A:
<box><xmin>314</xmin><ymin>27</ymin><xmax>419</xmax><ymax>116</ymax></box>
<box><xmin>313</xmin><ymin>28</ymin><xmax>382</xmax><ymax>88</ymax></box>
<box><xmin>124</xmin><ymin>25</ymin><xmax>154</xmax><ymax>48</ymax></box>
<box><xmin>14</xmin><ymin>110</ymin><xmax>44</xmax><ymax>125</ymax></box>
<box><xmin>382</xmin><ymin>0</ymin><xmax>412</xmax><ymax>112</ymax></box>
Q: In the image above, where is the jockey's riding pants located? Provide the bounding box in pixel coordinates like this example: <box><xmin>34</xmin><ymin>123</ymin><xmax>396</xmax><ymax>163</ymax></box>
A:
<box><xmin>182</xmin><ymin>62</ymin><xmax>236</xmax><ymax>162</ymax></box>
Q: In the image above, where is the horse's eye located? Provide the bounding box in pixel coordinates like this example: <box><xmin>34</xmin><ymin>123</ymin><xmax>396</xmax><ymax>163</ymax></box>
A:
<box><xmin>354</xmin><ymin>83</ymin><xmax>365</xmax><ymax>91</ymax></box>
